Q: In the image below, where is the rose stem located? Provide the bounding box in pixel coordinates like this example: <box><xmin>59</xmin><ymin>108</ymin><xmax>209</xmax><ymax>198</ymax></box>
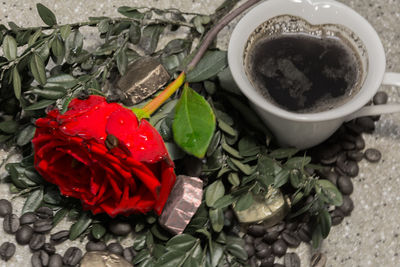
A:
<box><xmin>141</xmin><ymin>0</ymin><xmax>261</xmax><ymax>116</ymax></box>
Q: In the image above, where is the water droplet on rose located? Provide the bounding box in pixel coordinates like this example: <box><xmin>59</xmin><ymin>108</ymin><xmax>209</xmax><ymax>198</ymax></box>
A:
<box><xmin>126</xmin><ymin>142</ymin><xmax>131</xmax><ymax>147</ymax></box>
<box><xmin>140</xmin><ymin>147</ymin><xmax>145</xmax><ymax>150</ymax></box>
<box><xmin>61</xmin><ymin>126</ymin><xmax>67</xmax><ymax>130</ymax></box>
<box><xmin>120</xmin><ymin>120</ymin><xmax>124</xmax><ymax>124</ymax></box>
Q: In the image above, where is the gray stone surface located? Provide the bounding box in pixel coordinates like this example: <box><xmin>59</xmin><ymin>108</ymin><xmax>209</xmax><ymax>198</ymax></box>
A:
<box><xmin>1</xmin><ymin>0</ymin><xmax>400</xmax><ymax>266</ymax></box>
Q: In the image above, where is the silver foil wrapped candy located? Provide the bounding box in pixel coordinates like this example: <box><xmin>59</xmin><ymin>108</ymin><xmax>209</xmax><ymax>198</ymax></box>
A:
<box><xmin>80</xmin><ymin>251</ymin><xmax>132</xmax><ymax>267</ymax></box>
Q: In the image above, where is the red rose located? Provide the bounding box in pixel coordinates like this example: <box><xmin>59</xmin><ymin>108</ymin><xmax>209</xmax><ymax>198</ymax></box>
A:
<box><xmin>32</xmin><ymin>95</ymin><xmax>176</xmax><ymax>217</ymax></box>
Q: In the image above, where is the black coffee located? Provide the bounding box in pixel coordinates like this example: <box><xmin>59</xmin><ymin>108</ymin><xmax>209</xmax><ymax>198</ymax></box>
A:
<box><xmin>245</xmin><ymin>33</ymin><xmax>361</xmax><ymax>113</ymax></box>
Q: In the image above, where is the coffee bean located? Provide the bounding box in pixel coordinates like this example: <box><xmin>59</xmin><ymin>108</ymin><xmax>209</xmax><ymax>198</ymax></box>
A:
<box><xmin>3</xmin><ymin>214</ymin><xmax>19</xmax><ymax>234</ymax></box>
<box><xmin>345</xmin><ymin>122</ymin><xmax>363</xmax><ymax>135</ymax></box>
<box><xmin>16</xmin><ymin>225</ymin><xmax>34</xmax><ymax>245</ymax></box>
<box><xmin>334</xmin><ymin>166</ymin><xmax>346</xmax><ymax>177</ymax></box>
<box><xmin>281</xmin><ymin>231</ymin><xmax>300</xmax><ymax>248</ymax></box>
<box><xmin>109</xmin><ymin>221</ymin><xmax>132</xmax><ymax>236</ymax></box>
<box><xmin>0</xmin><ymin>199</ymin><xmax>12</xmax><ymax>217</ymax></box>
<box><xmin>20</xmin><ymin>212</ymin><xmax>38</xmax><ymax>225</ymax></box>
<box><xmin>0</xmin><ymin>242</ymin><xmax>15</xmax><ymax>261</ymax></box>
<box><xmin>273</xmin><ymin>264</ymin><xmax>285</xmax><ymax>267</ymax></box>
<box><xmin>32</xmin><ymin>250</ymin><xmax>49</xmax><ymax>267</ymax></box>
<box><xmin>320</xmin><ymin>155</ymin><xmax>337</xmax><ymax>165</ymax></box>
<box><xmin>373</xmin><ymin>91</ymin><xmax>388</xmax><ymax>105</ymax></box>
<box><xmin>249</xmin><ymin>256</ymin><xmax>257</xmax><ymax>267</ymax></box>
<box><xmin>284</xmin><ymin>253</ymin><xmax>300</xmax><ymax>267</ymax></box>
<box><xmin>248</xmin><ymin>224</ymin><xmax>265</xmax><ymax>237</ymax></box>
<box><xmin>324</xmin><ymin>171</ymin><xmax>338</xmax><ymax>186</ymax></box>
<box><xmin>63</xmin><ymin>247</ymin><xmax>82</xmax><ymax>266</ymax></box>
<box><xmin>337</xmin><ymin>176</ymin><xmax>353</xmax><ymax>195</ymax></box>
<box><xmin>245</xmin><ymin>244</ymin><xmax>255</xmax><ymax>257</ymax></box>
<box><xmin>260</xmin><ymin>254</ymin><xmax>275</xmax><ymax>267</ymax></box>
<box><xmin>330</xmin><ymin>209</ymin><xmax>344</xmax><ymax>226</ymax></box>
<box><xmin>123</xmin><ymin>247</ymin><xmax>137</xmax><ymax>263</ymax></box>
<box><xmin>311</xmin><ymin>252</ymin><xmax>327</xmax><ymax>267</ymax></box>
<box><xmin>355</xmin><ymin>136</ymin><xmax>365</xmax><ymax>150</ymax></box>
<box><xmin>50</xmin><ymin>230</ymin><xmax>69</xmax><ymax>244</ymax></box>
<box><xmin>297</xmin><ymin>223</ymin><xmax>311</xmax><ymax>243</ymax></box>
<box><xmin>245</xmin><ymin>234</ymin><xmax>255</xmax><ymax>244</ymax></box>
<box><xmin>263</xmin><ymin>231</ymin><xmax>280</xmax><ymax>244</ymax></box>
<box><xmin>357</xmin><ymin>117</ymin><xmax>376</xmax><ymax>133</ymax></box>
<box><xmin>29</xmin><ymin>233</ymin><xmax>46</xmax><ymax>250</ymax></box>
<box><xmin>255</xmin><ymin>242</ymin><xmax>270</xmax><ymax>252</ymax></box>
<box><xmin>33</xmin><ymin>219</ymin><xmax>53</xmax><ymax>233</ymax></box>
<box><xmin>255</xmin><ymin>243</ymin><xmax>272</xmax><ymax>259</ymax></box>
<box><xmin>338</xmin><ymin>159</ymin><xmax>359</xmax><ymax>177</ymax></box>
<box><xmin>272</xmin><ymin>239</ymin><xmax>287</xmax><ymax>257</ymax></box>
<box><xmin>48</xmin><ymin>254</ymin><xmax>63</xmax><ymax>267</ymax></box>
<box><xmin>284</xmin><ymin>221</ymin><xmax>298</xmax><ymax>232</ymax></box>
<box><xmin>107</xmin><ymin>242</ymin><xmax>124</xmax><ymax>255</ymax></box>
<box><xmin>43</xmin><ymin>243</ymin><xmax>56</xmax><ymax>255</ymax></box>
<box><xmin>254</xmin><ymin>237</ymin><xmax>264</xmax><ymax>246</ymax></box>
<box><xmin>35</xmin><ymin>207</ymin><xmax>53</xmax><ymax>219</ymax></box>
<box><xmin>266</xmin><ymin>222</ymin><xmax>285</xmax><ymax>233</ymax></box>
<box><xmin>364</xmin><ymin>148</ymin><xmax>382</xmax><ymax>163</ymax></box>
<box><xmin>86</xmin><ymin>241</ymin><xmax>107</xmax><ymax>252</ymax></box>
<box><xmin>339</xmin><ymin>195</ymin><xmax>354</xmax><ymax>216</ymax></box>
<box><xmin>347</xmin><ymin>151</ymin><xmax>364</xmax><ymax>162</ymax></box>
<box><xmin>341</xmin><ymin>141</ymin><xmax>355</xmax><ymax>151</ymax></box>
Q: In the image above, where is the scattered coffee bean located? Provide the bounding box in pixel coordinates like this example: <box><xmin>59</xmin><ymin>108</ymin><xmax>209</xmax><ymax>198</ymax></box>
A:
<box><xmin>373</xmin><ymin>91</ymin><xmax>388</xmax><ymax>105</ymax></box>
<box><xmin>337</xmin><ymin>176</ymin><xmax>353</xmax><ymax>195</ymax></box>
<box><xmin>272</xmin><ymin>239</ymin><xmax>287</xmax><ymax>257</ymax></box>
<box><xmin>50</xmin><ymin>230</ymin><xmax>69</xmax><ymax>244</ymax></box>
<box><xmin>0</xmin><ymin>199</ymin><xmax>12</xmax><ymax>217</ymax></box>
<box><xmin>319</xmin><ymin>144</ymin><xmax>341</xmax><ymax>160</ymax></box>
<box><xmin>16</xmin><ymin>225</ymin><xmax>34</xmax><ymax>245</ymax></box>
<box><xmin>43</xmin><ymin>243</ymin><xmax>56</xmax><ymax>255</ymax></box>
<box><xmin>273</xmin><ymin>264</ymin><xmax>285</xmax><ymax>267</ymax></box>
<box><xmin>249</xmin><ymin>256</ymin><xmax>257</xmax><ymax>267</ymax></box>
<box><xmin>107</xmin><ymin>242</ymin><xmax>124</xmax><ymax>255</ymax></box>
<box><xmin>33</xmin><ymin>219</ymin><xmax>53</xmax><ymax>233</ymax></box>
<box><xmin>263</xmin><ymin>231</ymin><xmax>280</xmax><ymax>244</ymax></box>
<box><xmin>109</xmin><ymin>221</ymin><xmax>132</xmax><ymax>236</ymax></box>
<box><xmin>248</xmin><ymin>224</ymin><xmax>265</xmax><ymax>237</ymax></box>
<box><xmin>123</xmin><ymin>247</ymin><xmax>137</xmax><ymax>263</ymax></box>
<box><xmin>35</xmin><ymin>207</ymin><xmax>53</xmax><ymax>219</ymax></box>
<box><xmin>337</xmin><ymin>159</ymin><xmax>359</xmax><ymax>177</ymax></box>
<box><xmin>266</xmin><ymin>222</ymin><xmax>285</xmax><ymax>233</ymax></box>
<box><xmin>339</xmin><ymin>196</ymin><xmax>354</xmax><ymax>216</ymax></box>
<box><xmin>31</xmin><ymin>250</ymin><xmax>49</xmax><ymax>267</ymax></box>
<box><xmin>254</xmin><ymin>237</ymin><xmax>264</xmax><ymax>246</ymax></box>
<box><xmin>3</xmin><ymin>214</ymin><xmax>19</xmax><ymax>234</ymax></box>
<box><xmin>86</xmin><ymin>241</ymin><xmax>107</xmax><ymax>252</ymax></box>
<box><xmin>281</xmin><ymin>231</ymin><xmax>300</xmax><ymax>248</ymax></box>
<box><xmin>285</xmin><ymin>221</ymin><xmax>298</xmax><ymax>232</ymax></box>
<box><xmin>330</xmin><ymin>209</ymin><xmax>345</xmax><ymax>226</ymax></box>
<box><xmin>0</xmin><ymin>242</ymin><xmax>15</xmax><ymax>261</ymax></box>
<box><xmin>345</xmin><ymin>122</ymin><xmax>363</xmax><ymax>135</ymax></box>
<box><xmin>20</xmin><ymin>212</ymin><xmax>38</xmax><ymax>225</ymax></box>
<box><xmin>347</xmin><ymin>151</ymin><xmax>364</xmax><ymax>162</ymax></box>
<box><xmin>355</xmin><ymin>136</ymin><xmax>365</xmax><ymax>150</ymax></box>
<box><xmin>255</xmin><ymin>243</ymin><xmax>272</xmax><ymax>259</ymax></box>
<box><xmin>297</xmin><ymin>224</ymin><xmax>312</xmax><ymax>243</ymax></box>
<box><xmin>63</xmin><ymin>247</ymin><xmax>82</xmax><ymax>266</ymax></box>
<box><xmin>260</xmin><ymin>254</ymin><xmax>275</xmax><ymax>267</ymax></box>
<box><xmin>364</xmin><ymin>148</ymin><xmax>382</xmax><ymax>163</ymax></box>
<box><xmin>341</xmin><ymin>141</ymin><xmax>355</xmax><ymax>151</ymax></box>
<box><xmin>284</xmin><ymin>252</ymin><xmax>300</xmax><ymax>267</ymax></box>
<box><xmin>245</xmin><ymin>234</ymin><xmax>255</xmax><ymax>244</ymax></box>
<box><xmin>245</xmin><ymin>244</ymin><xmax>255</xmax><ymax>258</ymax></box>
<box><xmin>356</xmin><ymin>117</ymin><xmax>375</xmax><ymax>132</ymax></box>
<box><xmin>320</xmin><ymin>155</ymin><xmax>337</xmax><ymax>165</ymax></box>
<box><xmin>29</xmin><ymin>233</ymin><xmax>46</xmax><ymax>250</ymax></box>
<box><xmin>311</xmin><ymin>252</ymin><xmax>327</xmax><ymax>267</ymax></box>
<box><xmin>48</xmin><ymin>253</ymin><xmax>63</xmax><ymax>267</ymax></box>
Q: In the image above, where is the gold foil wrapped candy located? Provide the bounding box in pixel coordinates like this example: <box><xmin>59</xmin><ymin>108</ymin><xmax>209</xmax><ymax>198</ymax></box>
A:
<box><xmin>80</xmin><ymin>251</ymin><xmax>132</xmax><ymax>267</ymax></box>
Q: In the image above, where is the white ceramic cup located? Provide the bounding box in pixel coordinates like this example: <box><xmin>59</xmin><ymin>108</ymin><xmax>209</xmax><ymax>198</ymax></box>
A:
<box><xmin>228</xmin><ymin>0</ymin><xmax>400</xmax><ymax>149</ymax></box>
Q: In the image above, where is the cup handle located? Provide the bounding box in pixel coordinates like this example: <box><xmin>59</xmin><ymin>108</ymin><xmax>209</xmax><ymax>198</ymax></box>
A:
<box><xmin>345</xmin><ymin>72</ymin><xmax>400</xmax><ymax>121</ymax></box>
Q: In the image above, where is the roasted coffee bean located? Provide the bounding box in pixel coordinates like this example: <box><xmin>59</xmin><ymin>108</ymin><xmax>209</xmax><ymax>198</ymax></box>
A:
<box><xmin>123</xmin><ymin>247</ymin><xmax>137</xmax><ymax>263</ymax></box>
<box><xmin>260</xmin><ymin>254</ymin><xmax>275</xmax><ymax>267</ymax></box>
<box><xmin>284</xmin><ymin>253</ymin><xmax>301</xmax><ymax>267</ymax></box>
<box><xmin>345</xmin><ymin>122</ymin><xmax>363</xmax><ymax>135</ymax></box>
<box><xmin>254</xmin><ymin>237</ymin><xmax>264</xmax><ymax>246</ymax></box>
<box><xmin>330</xmin><ymin>209</ymin><xmax>345</xmax><ymax>226</ymax></box>
<box><xmin>273</xmin><ymin>264</ymin><xmax>285</xmax><ymax>267</ymax></box>
<box><xmin>0</xmin><ymin>242</ymin><xmax>15</xmax><ymax>261</ymax></box>
<box><xmin>248</xmin><ymin>224</ymin><xmax>265</xmax><ymax>237</ymax></box>
<box><xmin>297</xmin><ymin>224</ymin><xmax>312</xmax><ymax>243</ymax></box>
<box><xmin>320</xmin><ymin>155</ymin><xmax>337</xmax><ymax>165</ymax></box>
<box><xmin>63</xmin><ymin>247</ymin><xmax>82</xmax><ymax>266</ymax></box>
<box><xmin>339</xmin><ymin>195</ymin><xmax>354</xmax><ymax>216</ymax></box>
<box><xmin>249</xmin><ymin>256</ymin><xmax>257</xmax><ymax>267</ymax></box>
<box><xmin>16</xmin><ymin>225</ymin><xmax>34</xmax><ymax>245</ymax></box>
<box><xmin>364</xmin><ymin>148</ymin><xmax>382</xmax><ymax>163</ymax></box>
<box><xmin>48</xmin><ymin>254</ymin><xmax>63</xmax><ymax>267</ymax></box>
<box><xmin>355</xmin><ymin>136</ymin><xmax>365</xmax><ymax>150</ymax></box>
<box><xmin>341</xmin><ymin>141</ymin><xmax>355</xmax><ymax>151</ymax></box>
<box><xmin>263</xmin><ymin>231</ymin><xmax>280</xmax><ymax>244</ymax></box>
<box><xmin>109</xmin><ymin>221</ymin><xmax>132</xmax><ymax>236</ymax></box>
<box><xmin>32</xmin><ymin>250</ymin><xmax>49</xmax><ymax>267</ymax></box>
<box><xmin>319</xmin><ymin>144</ymin><xmax>341</xmax><ymax>160</ymax></box>
<box><xmin>107</xmin><ymin>242</ymin><xmax>124</xmax><ymax>255</ymax></box>
<box><xmin>35</xmin><ymin>207</ymin><xmax>53</xmax><ymax>219</ymax></box>
<box><xmin>324</xmin><ymin>171</ymin><xmax>338</xmax><ymax>186</ymax></box>
<box><xmin>244</xmin><ymin>234</ymin><xmax>255</xmax><ymax>244</ymax></box>
<box><xmin>34</xmin><ymin>219</ymin><xmax>53</xmax><ymax>233</ymax></box>
<box><xmin>341</xmin><ymin>132</ymin><xmax>357</xmax><ymax>143</ymax></box>
<box><xmin>0</xmin><ymin>199</ymin><xmax>12</xmax><ymax>217</ymax></box>
<box><xmin>244</xmin><ymin>244</ymin><xmax>255</xmax><ymax>258</ymax></box>
<box><xmin>281</xmin><ymin>231</ymin><xmax>300</xmax><ymax>248</ymax></box>
<box><xmin>86</xmin><ymin>241</ymin><xmax>107</xmax><ymax>252</ymax></box>
<box><xmin>266</xmin><ymin>222</ymin><xmax>285</xmax><ymax>233</ymax></box>
<box><xmin>338</xmin><ymin>159</ymin><xmax>359</xmax><ymax>177</ymax></box>
<box><xmin>43</xmin><ymin>243</ymin><xmax>56</xmax><ymax>255</ymax></box>
<box><xmin>20</xmin><ymin>212</ymin><xmax>38</xmax><ymax>225</ymax></box>
<box><xmin>272</xmin><ymin>239</ymin><xmax>287</xmax><ymax>257</ymax></box>
<box><xmin>29</xmin><ymin>233</ymin><xmax>46</xmax><ymax>250</ymax></box>
<box><xmin>337</xmin><ymin>176</ymin><xmax>353</xmax><ymax>195</ymax></box>
<box><xmin>311</xmin><ymin>252</ymin><xmax>327</xmax><ymax>267</ymax></box>
<box><xmin>255</xmin><ymin>243</ymin><xmax>272</xmax><ymax>259</ymax></box>
<box><xmin>334</xmin><ymin>166</ymin><xmax>346</xmax><ymax>176</ymax></box>
<box><xmin>373</xmin><ymin>91</ymin><xmax>388</xmax><ymax>105</ymax></box>
<box><xmin>50</xmin><ymin>230</ymin><xmax>69</xmax><ymax>244</ymax></box>
<box><xmin>284</xmin><ymin>221</ymin><xmax>298</xmax><ymax>232</ymax></box>
<box><xmin>347</xmin><ymin>151</ymin><xmax>364</xmax><ymax>162</ymax></box>
<box><xmin>356</xmin><ymin>117</ymin><xmax>375</xmax><ymax>132</ymax></box>
<box><xmin>3</xmin><ymin>214</ymin><xmax>19</xmax><ymax>234</ymax></box>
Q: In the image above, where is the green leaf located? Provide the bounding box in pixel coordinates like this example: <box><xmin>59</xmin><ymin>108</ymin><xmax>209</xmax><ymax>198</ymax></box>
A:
<box><xmin>229</xmin><ymin>158</ymin><xmax>255</xmax><ymax>175</ymax></box>
<box><xmin>29</xmin><ymin>53</ymin><xmax>47</xmax><ymax>85</ymax></box>
<box><xmin>28</xmin><ymin>29</ymin><xmax>42</xmax><ymax>46</ymax></box>
<box><xmin>209</xmin><ymin>208</ymin><xmax>224</xmax><ymax>232</ymax></box>
<box><xmin>98</xmin><ymin>19</ymin><xmax>110</xmax><ymax>33</ymax></box>
<box><xmin>0</xmin><ymin>120</ymin><xmax>18</xmax><ymax>134</ymax></box>
<box><xmin>186</xmin><ymin>50</ymin><xmax>227</xmax><ymax>82</ymax></box>
<box><xmin>166</xmin><ymin>234</ymin><xmax>197</xmax><ymax>251</ymax></box>
<box><xmin>319</xmin><ymin>209</ymin><xmax>332</xmax><ymax>238</ymax></box>
<box><xmin>66</xmin><ymin>30</ymin><xmax>83</xmax><ymax>55</ymax></box>
<box><xmin>31</xmin><ymin>87</ymin><xmax>66</xmax><ymax>100</ymax></box>
<box><xmin>289</xmin><ymin>169</ymin><xmax>301</xmax><ymax>188</ymax></box>
<box><xmin>225</xmin><ymin>236</ymin><xmax>247</xmax><ymax>261</ymax></box>
<box><xmin>133</xmin><ymin>234</ymin><xmax>147</xmax><ymax>251</ymax></box>
<box><xmin>118</xmin><ymin>6</ymin><xmax>145</xmax><ymax>19</ymax></box>
<box><xmin>51</xmin><ymin>35</ymin><xmax>65</xmax><ymax>64</ymax></box>
<box><xmin>24</xmin><ymin>99</ymin><xmax>55</xmax><ymax>111</ymax></box>
<box><xmin>212</xmin><ymin>194</ymin><xmax>236</xmax><ymax>209</ymax></box>
<box><xmin>234</xmin><ymin>192</ymin><xmax>253</xmax><ymax>211</ymax></box>
<box><xmin>173</xmin><ymin>85</ymin><xmax>216</xmax><ymax>158</ymax></box>
<box><xmin>7</xmin><ymin>164</ymin><xmax>28</xmax><ymax>188</ymax></box>
<box><xmin>17</xmin><ymin>125</ymin><xmax>36</xmax><ymax>146</ymax></box>
<box><xmin>227</xmin><ymin>172</ymin><xmax>240</xmax><ymax>187</ymax></box>
<box><xmin>129</xmin><ymin>22</ymin><xmax>141</xmax><ymax>44</ymax></box>
<box><xmin>205</xmin><ymin>180</ymin><xmax>225</xmax><ymax>207</ymax></box>
<box><xmin>312</xmin><ymin>224</ymin><xmax>323</xmax><ymax>249</ymax></box>
<box><xmin>269</xmin><ymin>148</ymin><xmax>299</xmax><ymax>159</ymax></box>
<box><xmin>317</xmin><ymin>180</ymin><xmax>343</xmax><ymax>206</ymax></box>
<box><xmin>3</xmin><ymin>35</ymin><xmax>17</xmax><ymax>60</ymax></box>
<box><xmin>12</xmin><ymin>67</ymin><xmax>21</xmax><ymax>100</ymax></box>
<box><xmin>60</xmin><ymin>25</ymin><xmax>72</xmax><ymax>40</ymax></box>
<box><xmin>47</xmin><ymin>74</ymin><xmax>77</xmax><ymax>88</ymax></box>
<box><xmin>52</xmin><ymin>207</ymin><xmax>68</xmax><ymax>227</ymax></box>
<box><xmin>91</xmin><ymin>224</ymin><xmax>106</xmax><ymax>240</ymax></box>
<box><xmin>217</xmin><ymin>120</ymin><xmax>237</xmax><ymax>137</ymax></box>
<box><xmin>151</xmin><ymin>224</ymin><xmax>170</xmax><ymax>241</ymax></box>
<box><xmin>116</xmin><ymin>48</ymin><xmax>128</xmax><ymax>75</ymax></box>
<box><xmin>221</xmin><ymin>142</ymin><xmax>243</xmax><ymax>159</ymax></box>
<box><xmin>134</xmin><ymin>250</ymin><xmax>151</xmax><ymax>265</ymax></box>
<box><xmin>139</xmin><ymin>25</ymin><xmax>164</xmax><ymax>54</ymax></box>
<box><xmin>36</xmin><ymin>3</ymin><xmax>57</xmax><ymax>26</ymax></box>
<box><xmin>285</xmin><ymin>156</ymin><xmax>311</xmax><ymax>169</ymax></box>
<box><xmin>22</xmin><ymin>187</ymin><xmax>43</xmax><ymax>214</ymax></box>
<box><xmin>238</xmin><ymin>136</ymin><xmax>260</xmax><ymax>157</ymax></box>
<box><xmin>69</xmin><ymin>211</ymin><xmax>93</xmax><ymax>240</ymax></box>
<box><xmin>273</xmin><ymin>169</ymin><xmax>290</xmax><ymax>188</ymax></box>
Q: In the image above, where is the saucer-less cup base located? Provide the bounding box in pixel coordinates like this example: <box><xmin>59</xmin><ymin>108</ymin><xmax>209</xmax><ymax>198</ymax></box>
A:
<box><xmin>228</xmin><ymin>0</ymin><xmax>387</xmax><ymax>149</ymax></box>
